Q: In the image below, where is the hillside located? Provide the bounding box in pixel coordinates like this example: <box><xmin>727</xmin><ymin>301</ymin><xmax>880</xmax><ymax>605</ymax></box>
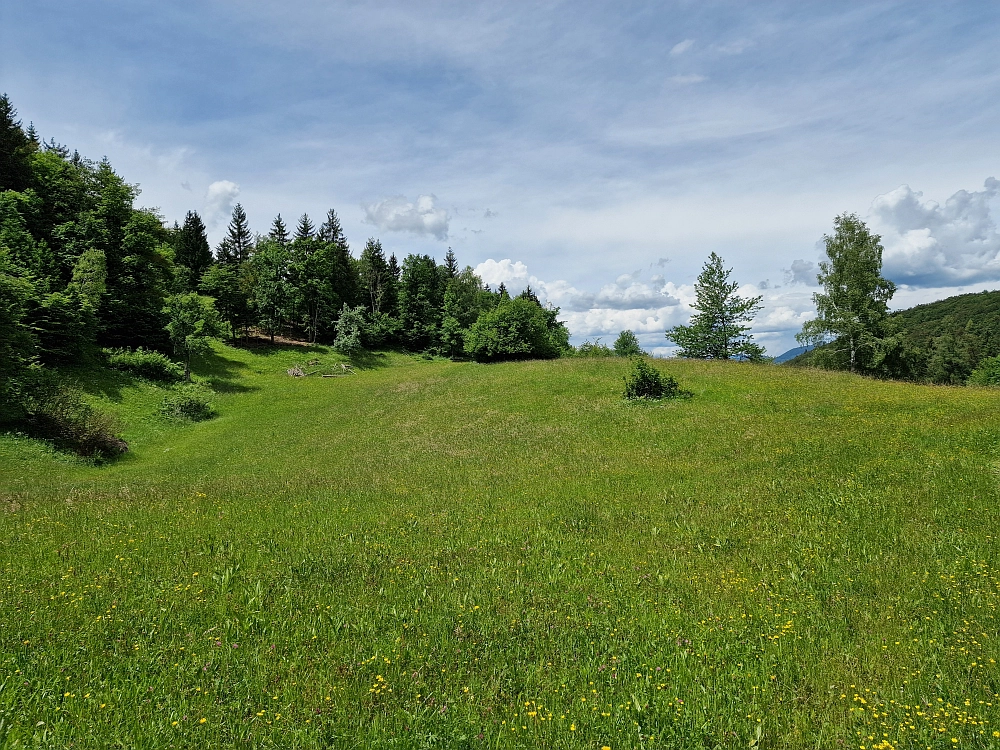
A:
<box><xmin>2</xmin><ymin>348</ymin><xmax>1000</xmax><ymax>748</ymax></box>
<box><xmin>784</xmin><ymin>288</ymin><xmax>1000</xmax><ymax>378</ymax></box>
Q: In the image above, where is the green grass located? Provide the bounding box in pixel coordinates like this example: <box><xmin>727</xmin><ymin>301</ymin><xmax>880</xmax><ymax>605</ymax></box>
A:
<box><xmin>2</xmin><ymin>343</ymin><xmax>1000</xmax><ymax>749</ymax></box>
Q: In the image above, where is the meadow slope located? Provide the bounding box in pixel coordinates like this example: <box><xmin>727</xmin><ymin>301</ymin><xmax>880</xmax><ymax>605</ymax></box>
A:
<box><xmin>2</xmin><ymin>346</ymin><xmax>999</xmax><ymax>749</ymax></box>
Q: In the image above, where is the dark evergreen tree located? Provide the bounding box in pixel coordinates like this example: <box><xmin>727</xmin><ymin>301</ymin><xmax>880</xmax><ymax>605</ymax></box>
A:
<box><xmin>269</xmin><ymin>214</ymin><xmax>290</xmax><ymax>245</ymax></box>
<box><xmin>219</xmin><ymin>204</ymin><xmax>252</xmax><ymax>264</ymax></box>
<box><xmin>0</xmin><ymin>94</ymin><xmax>35</xmax><ymax>192</ymax></box>
<box><xmin>443</xmin><ymin>247</ymin><xmax>459</xmax><ymax>278</ymax></box>
<box><xmin>497</xmin><ymin>282</ymin><xmax>509</xmax><ymax>300</ymax></box>
<box><xmin>359</xmin><ymin>238</ymin><xmax>391</xmax><ymax>315</ymax></box>
<box><xmin>175</xmin><ymin>210</ymin><xmax>212</xmax><ymax>290</ymax></box>
<box><xmin>518</xmin><ymin>285</ymin><xmax>540</xmax><ymax>305</ymax></box>
<box><xmin>295</xmin><ymin>213</ymin><xmax>315</xmax><ymax>242</ymax></box>
<box><xmin>318</xmin><ymin>209</ymin><xmax>346</xmax><ymax>245</ymax></box>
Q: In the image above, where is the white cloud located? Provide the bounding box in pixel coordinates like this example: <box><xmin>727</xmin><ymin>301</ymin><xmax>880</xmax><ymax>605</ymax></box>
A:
<box><xmin>784</xmin><ymin>259</ymin><xmax>817</xmax><ymax>285</ymax></box>
<box><xmin>363</xmin><ymin>194</ymin><xmax>450</xmax><ymax>240</ymax></box>
<box><xmin>869</xmin><ymin>178</ymin><xmax>1000</xmax><ymax>286</ymax></box>
<box><xmin>474</xmin><ymin>258</ymin><xmax>530</xmax><ymax>288</ymax></box>
<box><xmin>204</xmin><ymin>180</ymin><xmax>240</xmax><ymax>228</ymax></box>
<box><xmin>670</xmin><ymin>39</ymin><xmax>695</xmax><ymax>56</ymax></box>
<box><xmin>669</xmin><ymin>74</ymin><xmax>707</xmax><ymax>85</ymax></box>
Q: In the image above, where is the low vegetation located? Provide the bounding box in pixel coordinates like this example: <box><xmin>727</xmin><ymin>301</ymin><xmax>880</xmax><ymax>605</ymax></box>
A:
<box><xmin>1</xmin><ymin>344</ymin><xmax>999</xmax><ymax>748</ymax></box>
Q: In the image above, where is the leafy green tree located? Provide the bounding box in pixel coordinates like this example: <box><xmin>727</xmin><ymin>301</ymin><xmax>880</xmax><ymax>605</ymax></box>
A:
<box><xmin>200</xmin><ymin>264</ymin><xmax>249</xmax><ymax>341</ymax></box>
<box><xmin>464</xmin><ymin>298</ymin><xmax>563</xmax><ymax>362</ymax></box>
<box><xmin>796</xmin><ymin>214</ymin><xmax>898</xmax><ymax>374</ymax></box>
<box><xmin>333</xmin><ymin>304</ymin><xmax>365</xmax><ymax>355</ymax></box>
<box><xmin>358</xmin><ymin>238</ymin><xmax>392</xmax><ymax>315</ymax></box>
<box><xmin>614</xmin><ymin>329</ymin><xmax>644</xmax><ymax>357</ymax></box>
<box><xmin>245</xmin><ymin>238</ymin><xmax>291</xmax><ymax>343</ymax></box>
<box><xmin>163</xmin><ymin>293</ymin><xmax>222</xmax><ymax>381</ymax></box>
<box><xmin>666</xmin><ymin>252</ymin><xmax>764</xmax><ymax>360</ymax></box>
<box><xmin>67</xmin><ymin>248</ymin><xmax>106</xmax><ymax>311</ymax></box>
<box><xmin>174</xmin><ymin>211</ymin><xmax>212</xmax><ymax>290</ymax></box>
<box><xmin>0</xmin><ymin>247</ymin><xmax>37</xmax><ymax>419</ymax></box>
<box><xmin>399</xmin><ymin>254</ymin><xmax>443</xmax><ymax>350</ymax></box>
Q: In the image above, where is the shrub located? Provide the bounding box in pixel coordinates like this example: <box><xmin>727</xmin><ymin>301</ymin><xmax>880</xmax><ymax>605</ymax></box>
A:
<box><xmin>160</xmin><ymin>385</ymin><xmax>215</xmax><ymax>422</ymax></box>
<box><xmin>18</xmin><ymin>373</ymin><xmax>127</xmax><ymax>458</ymax></box>
<box><xmin>967</xmin><ymin>355</ymin><xmax>1000</xmax><ymax>386</ymax></box>
<box><xmin>613</xmin><ymin>330</ymin><xmax>644</xmax><ymax>357</ymax></box>
<box><xmin>105</xmin><ymin>347</ymin><xmax>183</xmax><ymax>382</ymax></box>
<box><xmin>623</xmin><ymin>358</ymin><xmax>690</xmax><ymax>401</ymax></box>
<box><xmin>465</xmin><ymin>298</ymin><xmax>562</xmax><ymax>363</ymax></box>
<box><xmin>333</xmin><ymin>304</ymin><xmax>365</xmax><ymax>355</ymax></box>
<box><xmin>576</xmin><ymin>339</ymin><xmax>614</xmax><ymax>357</ymax></box>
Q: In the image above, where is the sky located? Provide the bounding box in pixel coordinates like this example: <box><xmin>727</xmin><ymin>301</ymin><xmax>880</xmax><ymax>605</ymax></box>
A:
<box><xmin>3</xmin><ymin>1</ymin><xmax>1000</xmax><ymax>355</ymax></box>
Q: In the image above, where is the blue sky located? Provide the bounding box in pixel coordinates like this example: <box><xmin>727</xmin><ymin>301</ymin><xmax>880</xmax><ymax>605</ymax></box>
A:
<box><xmin>4</xmin><ymin>1</ymin><xmax>1000</xmax><ymax>354</ymax></box>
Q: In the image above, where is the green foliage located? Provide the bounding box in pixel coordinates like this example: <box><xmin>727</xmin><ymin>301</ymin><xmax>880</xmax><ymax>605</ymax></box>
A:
<box><xmin>333</xmin><ymin>304</ymin><xmax>365</xmax><ymax>355</ymax></box>
<box><xmin>15</xmin><ymin>372</ymin><xmax>127</xmax><ymax>458</ymax></box>
<box><xmin>0</xmin><ymin>94</ymin><xmax>35</xmax><ymax>192</ymax></box>
<box><xmin>199</xmin><ymin>264</ymin><xmax>249</xmax><ymax>341</ymax></box>
<box><xmin>173</xmin><ymin>210</ymin><xmax>212</xmax><ymax>291</ymax></box>
<box><xmin>399</xmin><ymin>254</ymin><xmax>443</xmax><ymax>350</ymax></box>
<box><xmin>967</xmin><ymin>355</ymin><xmax>1000</xmax><ymax>387</ymax></box>
<box><xmin>622</xmin><ymin>357</ymin><xmax>689</xmax><ymax>400</ymax></box>
<box><xmin>666</xmin><ymin>252</ymin><xmax>764</xmax><ymax>360</ymax></box>
<box><xmin>797</xmin><ymin>213</ymin><xmax>899</xmax><ymax>374</ymax></box>
<box><xmin>613</xmin><ymin>329</ymin><xmax>644</xmax><ymax>357</ymax></box>
<box><xmin>163</xmin><ymin>293</ymin><xmax>222</xmax><ymax>380</ymax></box>
<box><xmin>105</xmin><ymin>347</ymin><xmax>183</xmax><ymax>382</ymax></box>
<box><xmin>160</xmin><ymin>384</ymin><xmax>215</xmax><ymax>422</ymax></box>
<box><xmin>464</xmin><ymin>297</ymin><xmax>564</xmax><ymax>362</ymax></box>
<box><xmin>244</xmin><ymin>239</ymin><xmax>291</xmax><ymax>342</ymax></box>
<box><xmin>576</xmin><ymin>338</ymin><xmax>615</xmax><ymax>357</ymax></box>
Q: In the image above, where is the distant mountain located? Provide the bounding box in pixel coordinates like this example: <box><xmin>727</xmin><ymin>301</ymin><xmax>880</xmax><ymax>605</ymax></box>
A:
<box><xmin>773</xmin><ymin>345</ymin><xmax>813</xmax><ymax>363</ymax></box>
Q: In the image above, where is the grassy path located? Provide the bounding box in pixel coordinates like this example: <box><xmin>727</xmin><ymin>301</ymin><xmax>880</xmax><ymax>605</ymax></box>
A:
<box><xmin>2</xmin><ymin>346</ymin><xmax>999</xmax><ymax>748</ymax></box>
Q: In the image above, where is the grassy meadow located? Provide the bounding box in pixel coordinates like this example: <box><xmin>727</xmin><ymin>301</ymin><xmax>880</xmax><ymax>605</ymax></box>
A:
<box><xmin>2</xmin><ymin>344</ymin><xmax>1000</xmax><ymax>749</ymax></box>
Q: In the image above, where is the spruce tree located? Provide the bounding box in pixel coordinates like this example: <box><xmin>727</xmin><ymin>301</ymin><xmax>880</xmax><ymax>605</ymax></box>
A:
<box><xmin>221</xmin><ymin>204</ymin><xmax>253</xmax><ymax>264</ymax></box>
<box><xmin>443</xmin><ymin>247</ymin><xmax>459</xmax><ymax>278</ymax></box>
<box><xmin>318</xmin><ymin>209</ymin><xmax>346</xmax><ymax>245</ymax></box>
<box><xmin>269</xmin><ymin>214</ymin><xmax>290</xmax><ymax>245</ymax></box>
<box><xmin>175</xmin><ymin>210</ymin><xmax>212</xmax><ymax>289</ymax></box>
<box><xmin>359</xmin><ymin>238</ymin><xmax>390</xmax><ymax>315</ymax></box>
<box><xmin>0</xmin><ymin>94</ymin><xmax>34</xmax><ymax>192</ymax></box>
<box><xmin>666</xmin><ymin>252</ymin><xmax>764</xmax><ymax>360</ymax></box>
<box><xmin>295</xmin><ymin>214</ymin><xmax>315</xmax><ymax>242</ymax></box>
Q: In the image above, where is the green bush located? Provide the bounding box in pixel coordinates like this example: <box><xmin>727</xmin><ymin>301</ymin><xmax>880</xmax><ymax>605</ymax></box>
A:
<box><xmin>160</xmin><ymin>385</ymin><xmax>215</xmax><ymax>422</ymax></box>
<box><xmin>576</xmin><ymin>339</ymin><xmax>614</xmax><ymax>357</ymax></box>
<box><xmin>105</xmin><ymin>347</ymin><xmax>183</xmax><ymax>382</ymax></box>
<box><xmin>18</xmin><ymin>373</ymin><xmax>128</xmax><ymax>458</ymax></box>
<box><xmin>623</xmin><ymin>358</ymin><xmax>690</xmax><ymax>401</ymax></box>
<box><xmin>613</xmin><ymin>329</ymin><xmax>645</xmax><ymax>357</ymax></box>
<box><xmin>967</xmin><ymin>355</ymin><xmax>1000</xmax><ymax>386</ymax></box>
<box><xmin>465</xmin><ymin>298</ymin><xmax>562</xmax><ymax>363</ymax></box>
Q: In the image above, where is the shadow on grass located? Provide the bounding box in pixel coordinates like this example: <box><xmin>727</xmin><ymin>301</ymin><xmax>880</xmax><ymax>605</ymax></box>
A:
<box><xmin>348</xmin><ymin>350</ymin><xmax>393</xmax><ymax>371</ymax></box>
<box><xmin>229</xmin><ymin>335</ymin><xmax>329</xmax><ymax>358</ymax></box>
<box><xmin>193</xmin><ymin>349</ymin><xmax>256</xmax><ymax>394</ymax></box>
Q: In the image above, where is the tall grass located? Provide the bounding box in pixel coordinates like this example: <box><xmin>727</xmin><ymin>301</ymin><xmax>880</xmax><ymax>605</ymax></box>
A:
<box><xmin>1</xmin><ymin>343</ymin><xmax>998</xmax><ymax>748</ymax></box>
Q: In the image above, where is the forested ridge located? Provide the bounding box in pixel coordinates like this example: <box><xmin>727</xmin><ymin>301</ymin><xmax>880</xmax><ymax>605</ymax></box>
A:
<box><xmin>0</xmin><ymin>94</ymin><xmax>570</xmax><ymax>455</ymax></box>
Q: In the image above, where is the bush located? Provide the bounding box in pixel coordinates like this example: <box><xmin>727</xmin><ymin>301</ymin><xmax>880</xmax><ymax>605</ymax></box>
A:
<box><xmin>623</xmin><ymin>358</ymin><xmax>690</xmax><ymax>401</ymax></box>
<box><xmin>464</xmin><ymin>298</ymin><xmax>562</xmax><ymax>363</ymax></box>
<box><xmin>613</xmin><ymin>330</ymin><xmax>644</xmax><ymax>357</ymax></box>
<box><xmin>105</xmin><ymin>347</ymin><xmax>183</xmax><ymax>382</ymax></box>
<box><xmin>17</xmin><ymin>373</ymin><xmax>127</xmax><ymax>458</ymax></box>
<box><xmin>160</xmin><ymin>385</ymin><xmax>215</xmax><ymax>422</ymax></box>
<box><xmin>967</xmin><ymin>355</ymin><xmax>1000</xmax><ymax>386</ymax></box>
<box><xmin>333</xmin><ymin>304</ymin><xmax>365</xmax><ymax>355</ymax></box>
<box><xmin>576</xmin><ymin>339</ymin><xmax>614</xmax><ymax>357</ymax></box>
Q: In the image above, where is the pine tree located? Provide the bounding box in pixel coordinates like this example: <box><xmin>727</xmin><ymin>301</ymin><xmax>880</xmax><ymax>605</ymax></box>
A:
<box><xmin>666</xmin><ymin>252</ymin><xmax>764</xmax><ymax>360</ymax></box>
<box><xmin>359</xmin><ymin>238</ymin><xmax>390</xmax><ymax>315</ymax></box>
<box><xmin>0</xmin><ymin>94</ymin><xmax>34</xmax><ymax>192</ymax></box>
<box><xmin>318</xmin><ymin>209</ymin><xmax>346</xmax><ymax>245</ymax></box>
<box><xmin>269</xmin><ymin>214</ymin><xmax>290</xmax><ymax>245</ymax></box>
<box><xmin>175</xmin><ymin>211</ymin><xmax>212</xmax><ymax>289</ymax></box>
<box><xmin>295</xmin><ymin>214</ymin><xmax>315</xmax><ymax>242</ymax></box>
<box><xmin>221</xmin><ymin>204</ymin><xmax>252</xmax><ymax>265</ymax></box>
<box><xmin>443</xmin><ymin>247</ymin><xmax>459</xmax><ymax>278</ymax></box>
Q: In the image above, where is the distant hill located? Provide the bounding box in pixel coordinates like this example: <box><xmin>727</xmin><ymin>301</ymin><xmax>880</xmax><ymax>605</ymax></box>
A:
<box><xmin>783</xmin><ymin>289</ymin><xmax>1000</xmax><ymax>381</ymax></box>
<box><xmin>773</xmin><ymin>345</ymin><xmax>813</xmax><ymax>363</ymax></box>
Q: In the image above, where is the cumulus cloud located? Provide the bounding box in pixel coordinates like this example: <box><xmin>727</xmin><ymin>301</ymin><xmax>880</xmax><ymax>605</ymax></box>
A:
<box><xmin>869</xmin><ymin>178</ymin><xmax>1000</xmax><ymax>286</ymax></box>
<box><xmin>203</xmin><ymin>180</ymin><xmax>240</xmax><ymax>228</ymax></box>
<box><xmin>475</xmin><ymin>258</ymin><xmax>530</xmax><ymax>288</ymax></box>
<box><xmin>784</xmin><ymin>259</ymin><xmax>817</xmax><ymax>285</ymax></box>
<box><xmin>670</xmin><ymin>39</ymin><xmax>695</xmax><ymax>56</ymax></box>
<box><xmin>363</xmin><ymin>194</ymin><xmax>450</xmax><ymax>240</ymax></box>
